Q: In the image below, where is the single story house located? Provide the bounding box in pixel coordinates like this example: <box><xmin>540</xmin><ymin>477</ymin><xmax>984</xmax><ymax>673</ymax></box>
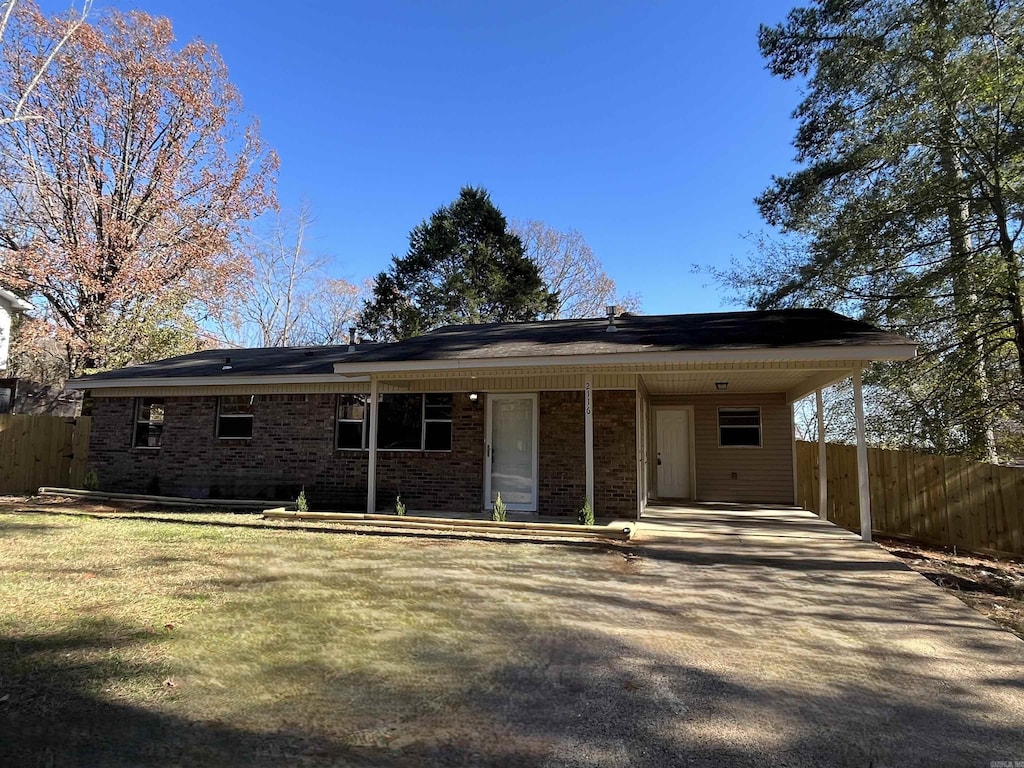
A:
<box><xmin>66</xmin><ymin>309</ymin><xmax>916</xmax><ymax>527</ymax></box>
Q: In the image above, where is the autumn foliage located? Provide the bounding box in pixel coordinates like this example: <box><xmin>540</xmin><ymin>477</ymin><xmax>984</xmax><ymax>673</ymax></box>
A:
<box><xmin>0</xmin><ymin>2</ymin><xmax>276</xmax><ymax>377</ymax></box>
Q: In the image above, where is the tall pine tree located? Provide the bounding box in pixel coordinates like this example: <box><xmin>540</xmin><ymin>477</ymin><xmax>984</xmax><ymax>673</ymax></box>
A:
<box><xmin>359</xmin><ymin>187</ymin><xmax>557</xmax><ymax>341</ymax></box>
<box><xmin>719</xmin><ymin>0</ymin><xmax>1024</xmax><ymax>460</ymax></box>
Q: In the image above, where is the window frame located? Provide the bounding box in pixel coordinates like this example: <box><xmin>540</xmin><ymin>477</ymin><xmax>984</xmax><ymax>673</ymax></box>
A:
<box><xmin>335</xmin><ymin>394</ymin><xmax>370</xmax><ymax>451</ymax></box>
<box><xmin>717</xmin><ymin>406</ymin><xmax>762</xmax><ymax>448</ymax></box>
<box><xmin>217</xmin><ymin>395</ymin><xmax>255</xmax><ymax>440</ymax></box>
<box><xmin>375</xmin><ymin>393</ymin><xmax>454</xmax><ymax>453</ymax></box>
<box><xmin>132</xmin><ymin>397</ymin><xmax>165</xmax><ymax>449</ymax></box>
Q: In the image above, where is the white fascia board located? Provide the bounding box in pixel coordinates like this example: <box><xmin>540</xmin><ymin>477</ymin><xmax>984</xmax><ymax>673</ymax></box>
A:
<box><xmin>64</xmin><ymin>373</ymin><xmax>370</xmax><ymax>390</ymax></box>
<box><xmin>331</xmin><ymin>344</ymin><xmax>918</xmax><ymax>375</ymax></box>
<box><xmin>0</xmin><ymin>287</ymin><xmax>33</xmax><ymax>312</ymax></box>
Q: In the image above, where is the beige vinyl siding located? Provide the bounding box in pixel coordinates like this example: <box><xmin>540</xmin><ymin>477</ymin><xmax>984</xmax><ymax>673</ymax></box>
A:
<box><xmin>650</xmin><ymin>392</ymin><xmax>794</xmax><ymax>505</ymax></box>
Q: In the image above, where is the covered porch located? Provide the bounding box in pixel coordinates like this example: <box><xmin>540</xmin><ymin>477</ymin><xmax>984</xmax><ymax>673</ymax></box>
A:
<box><xmin>354</xmin><ymin>358</ymin><xmax>878</xmax><ymax>540</ymax></box>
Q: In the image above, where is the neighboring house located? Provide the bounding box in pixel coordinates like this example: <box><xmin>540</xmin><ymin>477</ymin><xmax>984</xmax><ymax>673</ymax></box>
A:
<box><xmin>66</xmin><ymin>309</ymin><xmax>916</xmax><ymax>521</ymax></box>
<box><xmin>0</xmin><ymin>287</ymin><xmax>33</xmax><ymax>413</ymax></box>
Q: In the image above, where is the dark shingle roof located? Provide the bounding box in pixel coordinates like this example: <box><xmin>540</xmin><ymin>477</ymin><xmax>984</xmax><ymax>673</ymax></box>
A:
<box><xmin>70</xmin><ymin>309</ymin><xmax>914</xmax><ymax>384</ymax></box>
<box><xmin>75</xmin><ymin>344</ymin><xmax>385</xmax><ymax>382</ymax></box>
<box><xmin>337</xmin><ymin>309</ymin><xmax>913</xmax><ymax>364</ymax></box>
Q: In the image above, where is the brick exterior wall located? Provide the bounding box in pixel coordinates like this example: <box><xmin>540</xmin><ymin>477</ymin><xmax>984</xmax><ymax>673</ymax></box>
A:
<box><xmin>538</xmin><ymin>391</ymin><xmax>586</xmax><ymax>516</ymax></box>
<box><xmin>593</xmin><ymin>390</ymin><xmax>637</xmax><ymax>519</ymax></box>
<box><xmin>87</xmin><ymin>393</ymin><xmax>482</xmax><ymax>512</ymax></box>
<box><xmin>87</xmin><ymin>386</ymin><xmax>640</xmax><ymax>517</ymax></box>
<box><xmin>376</xmin><ymin>397</ymin><xmax>483</xmax><ymax>513</ymax></box>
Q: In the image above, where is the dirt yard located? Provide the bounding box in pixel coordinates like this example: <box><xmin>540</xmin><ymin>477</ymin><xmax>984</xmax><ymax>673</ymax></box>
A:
<box><xmin>878</xmin><ymin>536</ymin><xmax>1024</xmax><ymax>639</ymax></box>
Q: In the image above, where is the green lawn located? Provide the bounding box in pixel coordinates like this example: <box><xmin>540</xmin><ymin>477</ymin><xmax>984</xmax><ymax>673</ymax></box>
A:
<box><xmin>0</xmin><ymin>511</ymin><xmax>630</xmax><ymax>766</ymax></box>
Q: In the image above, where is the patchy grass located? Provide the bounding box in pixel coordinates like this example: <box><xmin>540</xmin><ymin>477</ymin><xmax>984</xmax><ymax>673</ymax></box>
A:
<box><xmin>0</xmin><ymin>510</ymin><xmax>629</xmax><ymax>766</ymax></box>
<box><xmin>3</xmin><ymin>505</ymin><xmax>1024</xmax><ymax>767</ymax></box>
<box><xmin>878</xmin><ymin>537</ymin><xmax>1024</xmax><ymax>639</ymax></box>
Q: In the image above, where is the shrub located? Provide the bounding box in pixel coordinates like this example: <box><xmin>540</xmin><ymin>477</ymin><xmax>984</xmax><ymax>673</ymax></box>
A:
<box><xmin>491</xmin><ymin>492</ymin><xmax>507</xmax><ymax>522</ymax></box>
<box><xmin>395</xmin><ymin>494</ymin><xmax>406</xmax><ymax>516</ymax></box>
<box><xmin>82</xmin><ymin>468</ymin><xmax>99</xmax><ymax>491</ymax></box>
<box><xmin>296</xmin><ymin>487</ymin><xmax>309</xmax><ymax>514</ymax></box>
<box><xmin>578</xmin><ymin>496</ymin><xmax>594</xmax><ymax>526</ymax></box>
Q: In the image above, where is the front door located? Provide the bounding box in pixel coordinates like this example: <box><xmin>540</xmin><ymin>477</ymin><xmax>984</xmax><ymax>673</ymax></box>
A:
<box><xmin>656</xmin><ymin>408</ymin><xmax>691</xmax><ymax>498</ymax></box>
<box><xmin>485</xmin><ymin>394</ymin><xmax>538</xmax><ymax>511</ymax></box>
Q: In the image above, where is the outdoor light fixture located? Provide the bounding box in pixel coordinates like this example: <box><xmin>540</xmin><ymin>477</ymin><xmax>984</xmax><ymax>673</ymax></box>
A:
<box><xmin>468</xmin><ymin>392</ymin><xmax>480</xmax><ymax>409</ymax></box>
<box><xmin>715</xmin><ymin>382</ymin><xmax>728</xmax><ymax>391</ymax></box>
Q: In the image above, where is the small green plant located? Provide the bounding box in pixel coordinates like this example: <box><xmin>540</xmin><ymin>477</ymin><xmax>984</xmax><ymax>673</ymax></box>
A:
<box><xmin>296</xmin><ymin>487</ymin><xmax>309</xmax><ymax>514</ymax></box>
<box><xmin>491</xmin><ymin>492</ymin><xmax>506</xmax><ymax>522</ymax></box>
<box><xmin>578</xmin><ymin>496</ymin><xmax>594</xmax><ymax>526</ymax></box>
<box><xmin>82</xmin><ymin>468</ymin><xmax>99</xmax><ymax>491</ymax></box>
<box><xmin>395</xmin><ymin>494</ymin><xmax>406</xmax><ymax>516</ymax></box>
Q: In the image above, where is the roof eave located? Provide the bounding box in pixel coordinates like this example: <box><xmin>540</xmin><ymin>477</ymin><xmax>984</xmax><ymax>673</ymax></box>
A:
<box><xmin>0</xmin><ymin>287</ymin><xmax>33</xmax><ymax>312</ymax></box>
<box><xmin>66</xmin><ymin>343</ymin><xmax>918</xmax><ymax>390</ymax></box>
<box><xmin>330</xmin><ymin>343</ymin><xmax>918</xmax><ymax>375</ymax></box>
<box><xmin>64</xmin><ymin>372</ymin><xmax>370</xmax><ymax>390</ymax></box>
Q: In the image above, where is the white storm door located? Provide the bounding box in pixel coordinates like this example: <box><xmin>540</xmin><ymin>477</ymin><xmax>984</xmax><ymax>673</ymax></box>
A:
<box><xmin>485</xmin><ymin>394</ymin><xmax>538</xmax><ymax>511</ymax></box>
<box><xmin>656</xmin><ymin>408</ymin><xmax>691</xmax><ymax>498</ymax></box>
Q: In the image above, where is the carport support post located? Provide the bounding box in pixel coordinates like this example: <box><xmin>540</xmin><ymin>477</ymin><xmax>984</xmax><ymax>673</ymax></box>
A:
<box><xmin>584</xmin><ymin>374</ymin><xmax>594</xmax><ymax>513</ymax></box>
<box><xmin>366</xmin><ymin>376</ymin><xmax>379</xmax><ymax>515</ymax></box>
<box><xmin>852</xmin><ymin>369</ymin><xmax>872</xmax><ymax>542</ymax></box>
<box><xmin>815</xmin><ymin>388</ymin><xmax>828</xmax><ymax>520</ymax></box>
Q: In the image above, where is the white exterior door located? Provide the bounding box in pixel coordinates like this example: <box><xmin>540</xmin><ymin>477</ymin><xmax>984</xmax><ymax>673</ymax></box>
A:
<box><xmin>485</xmin><ymin>394</ymin><xmax>538</xmax><ymax>511</ymax></box>
<box><xmin>656</xmin><ymin>408</ymin><xmax>691</xmax><ymax>498</ymax></box>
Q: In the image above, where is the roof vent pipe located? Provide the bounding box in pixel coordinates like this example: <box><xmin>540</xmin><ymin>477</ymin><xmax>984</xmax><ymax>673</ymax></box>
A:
<box><xmin>222</xmin><ymin>356</ymin><xmax>232</xmax><ymax>371</ymax></box>
<box><xmin>605</xmin><ymin>305</ymin><xmax>618</xmax><ymax>333</ymax></box>
<box><xmin>348</xmin><ymin>327</ymin><xmax>357</xmax><ymax>353</ymax></box>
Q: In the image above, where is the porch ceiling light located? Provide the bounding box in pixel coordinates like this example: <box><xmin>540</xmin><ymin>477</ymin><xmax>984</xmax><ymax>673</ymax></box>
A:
<box><xmin>715</xmin><ymin>381</ymin><xmax>728</xmax><ymax>391</ymax></box>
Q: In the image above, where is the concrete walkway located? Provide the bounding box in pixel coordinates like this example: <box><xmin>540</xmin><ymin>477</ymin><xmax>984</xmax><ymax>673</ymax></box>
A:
<box><xmin>585</xmin><ymin>502</ymin><xmax>1024</xmax><ymax>767</ymax></box>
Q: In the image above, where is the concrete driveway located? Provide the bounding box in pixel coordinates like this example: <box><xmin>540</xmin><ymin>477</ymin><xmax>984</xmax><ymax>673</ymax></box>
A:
<box><xmin>609</xmin><ymin>502</ymin><xmax>1024</xmax><ymax>767</ymax></box>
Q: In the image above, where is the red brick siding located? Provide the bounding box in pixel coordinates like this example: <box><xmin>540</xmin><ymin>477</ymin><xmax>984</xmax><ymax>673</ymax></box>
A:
<box><xmin>593</xmin><ymin>390</ymin><xmax>637</xmax><ymax>518</ymax></box>
<box><xmin>375</xmin><ymin>395</ymin><xmax>483</xmax><ymax>513</ymax></box>
<box><xmin>538</xmin><ymin>391</ymin><xmax>586</xmax><ymax>516</ymax></box>
<box><xmin>87</xmin><ymin>393</ymin><xmax>482</xmax><ymax>511</ymax></box>
<box><xmin>87</xmin><ymin>387</ymin><xmax>639</xmax><ymax>516</ymax></box>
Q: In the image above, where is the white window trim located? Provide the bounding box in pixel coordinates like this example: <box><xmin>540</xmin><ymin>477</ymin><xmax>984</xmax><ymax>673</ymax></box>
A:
<box><xmin>717</xmin><ymin>406</ymin><xmax>762</xmax><ymax>448</ymax></box>
<box><xmin>132</xmin><ymin>397</ymin><xmax>165</xmax><ymax>450</ymax></box>
<box><xmin>336</xmin><ymin>394</ymin><xmax>369</xmax><ymax>451</ymax></box>
<box><xmin>217</xmin><ymin>395</ymin><xmax>255</xmax><ymax>440</ymax></box>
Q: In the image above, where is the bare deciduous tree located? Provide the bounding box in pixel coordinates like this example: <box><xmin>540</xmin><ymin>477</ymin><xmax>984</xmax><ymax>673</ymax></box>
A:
<box><xmin>213</xmin><ymin>205</ymin><xmax>363</xmax><ymax>348</ymax></box>
<box><xmin>512</xmin><ymin>220</ymin><xmax>640</xmax><ymax>319</ymax></box>
<box><xmin>0</xmin><ymin>0</ymin><xmax>90</xmax><ymax>127</ymax></box>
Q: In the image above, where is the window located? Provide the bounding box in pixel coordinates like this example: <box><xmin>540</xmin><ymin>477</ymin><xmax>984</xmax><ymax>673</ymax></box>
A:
<box><xmin>377</xmin><ymin>393</ymin><xmax>453</xmax><ymax>451</ymax></box>
<box><xmin>718</xmin><ymin>407</ymin><xmax>761</xmax><ymax>447</ymax></box>
<box><xmin>336</xmin><ymin>394</ymin><xmax>369</xmax><ymax>450</ymax></box>
<box><xmin>133</xmin><ymin>397</ymin><xmax>165</xmax><ymax>448</ymax></box>
<box><xmin>218</xmin><ymin>395</ymin><xmax>254</xmax><ymax>439</ymax></box>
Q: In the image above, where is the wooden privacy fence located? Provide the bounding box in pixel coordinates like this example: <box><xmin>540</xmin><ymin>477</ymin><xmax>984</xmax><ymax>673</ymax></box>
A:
<box><xmin>0</xmin><ymin>414</ymin><xmax>91</xmax><ymax>494</ymax></box>
<box><xmin>795</xmin><ymin>440</ymin><xmax>1024</xmax><ymax>558</ymax></box>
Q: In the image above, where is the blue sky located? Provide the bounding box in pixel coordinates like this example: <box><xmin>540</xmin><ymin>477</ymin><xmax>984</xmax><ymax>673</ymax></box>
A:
<box><xmin>46</xmin><ymin>0</ymin><xmax>804</xmax><ymax>314</ymax></box>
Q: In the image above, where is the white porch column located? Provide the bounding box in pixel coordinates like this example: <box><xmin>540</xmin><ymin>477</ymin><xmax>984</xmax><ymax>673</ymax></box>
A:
<box><xmin>366</xmin><ymin>376</ymin><xmax>379</xmax><ymax>515</ymax></box>
<box><xmin>584</xmin><ymin>374</ymin><xmax>594</xmax><ymax>510</ymax></box>
<box><xmin>815</xmin><ymin>388</ymin><xmax>828</xmax><ymax>520</ymax></box>
<box><xmin>852</xmin><ymin>369</ymin><xmax>872</xmax><ymax>541</ymax></box>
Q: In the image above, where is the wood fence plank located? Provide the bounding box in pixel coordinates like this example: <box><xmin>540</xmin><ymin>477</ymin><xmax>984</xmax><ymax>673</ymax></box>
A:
<box><xmin>997</xmin><ymin>466</ymin><xmax>1017</xmax><ymax>556</ymax></box>
<box><xmin>0</xmin><ymin>414</ymin><xmax>90</xmax><ymax>493</ymax></box>
<box><xmin>795</xmin><ymin>441</ymin><xmax>1023</xmax><ymax>558</ymax></box>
